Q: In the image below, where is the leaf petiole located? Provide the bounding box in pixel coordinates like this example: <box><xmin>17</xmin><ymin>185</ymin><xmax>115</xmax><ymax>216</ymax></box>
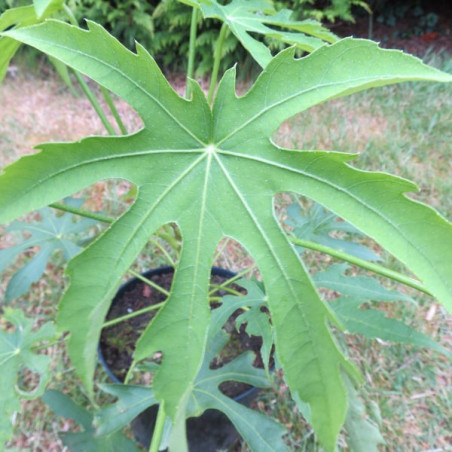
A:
<box><xmin>72</xmin><ymin>70</ymin><xmax>117</xmax><ymax>135</ymax></box>
<box><xmin>128</xmin><ymin>269</ymin><xmax>170</xmax><ymax>297</ymax></box>
<box><xmin>102</xmin><ymin>301</ymin><xmax>166</xmax><ymax>329</ymax></box>
<box><xmin>208</xmin><ymin>265</ymin><xmax>256</xmax><ymax>297</ymax></box>
<box><xmin>207</xmin><ymin>22</ymin><xmax>229</xmax><ymax>104</ymax></box>
<box><xmin>100</xmin><ymin>85</ymin><xmax>128</xmax><ymax>134</ymax></box>
<box><xmin>149</xmin><ymin>400</ymin><xmax>166</xmax><ymax>452</ymax></box>
<box><xmin>289</xmin><ymin>236</ymin><xmax>432</xmax><ymax>296</ymax></box>
<box><xmin>186</xmin><ymin>7</ymin><xmax>199</xmax><ymax>99</ymax></box>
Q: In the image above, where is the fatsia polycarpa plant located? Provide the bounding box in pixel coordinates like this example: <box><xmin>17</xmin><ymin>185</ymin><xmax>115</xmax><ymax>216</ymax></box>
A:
<box><xmin>0</xmin><ymin>6</ymin><xmax>451</xmax><ymax>451</ymax></box>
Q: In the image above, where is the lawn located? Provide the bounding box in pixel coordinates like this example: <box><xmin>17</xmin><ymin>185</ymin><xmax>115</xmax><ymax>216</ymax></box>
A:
<box><xmin>0</xmin><ymin>51</ymin><xmax>451</xmax><ymax>450</ymax></box>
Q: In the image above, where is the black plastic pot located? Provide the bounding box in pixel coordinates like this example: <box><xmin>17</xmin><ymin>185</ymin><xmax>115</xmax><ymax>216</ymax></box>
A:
<box><xmin>98</xmin><ymin>266</ymin><xmax>260</xmax><ymax>451</ymax></box>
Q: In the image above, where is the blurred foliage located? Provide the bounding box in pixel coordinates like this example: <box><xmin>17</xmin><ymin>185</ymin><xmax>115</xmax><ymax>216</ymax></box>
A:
<box><xmin>69</xmin><ymin>0</ymin><xmax>367</xmax><ymax>76</ymax></box>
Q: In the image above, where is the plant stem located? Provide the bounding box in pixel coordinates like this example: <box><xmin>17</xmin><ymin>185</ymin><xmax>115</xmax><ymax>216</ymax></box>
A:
<box><xmin>149</xmin><ymin>401</ymin><xmax>166</xmax><ymax>452</ymax></box>
<box><xmin>50</xmin><ymin>202</ymin><xmax>114</xmax><ymax>223</ymax></box>
<box><xmin>128</xmin><ymin>269</ymin><xmax>170</xmax><ymax>297</ymax></box>
<box><xmin>161</xmin><ymin>224</ymin><xmax>180</xmax><ymax>251</ymax></box>
<box><xmin>102</xmin><ymin>301</ymin><xmax>165</xmax><ymax>328</ymax></box>
<box><xmin>186</xmin><ymin>7</ymin><xmax>199</xmax><ymax>99</ymax></box>
<box><xmin>64</xmin><ymin>3</ymin><xmax>124</xmax><ymax>137</ymax></box>
<box><xmin>100</xmin><ymin>85</ymin><xmax>128</xmax><ymax>134</ymax></box>
<box><xmin>207</xmin><ymin>23</ymin><xmax>228</xmax><ymax>105</ymax></box>
<box><xmin>32</xmin><ymin>334</ymin><xmax>67</xmax><ymax>351</ymax></box>
<box><xmin>50</xmin><ymin>203</ymin><xmax>177</xmax><ymax>265</ymax></box>
<box><xmin>149</xmin><ymin>238</ymin><xmax>176</xmax><ymax>267</ymax></box>
<box><xmin>289</xmin><ymin>236</ymin><xmax>432</xmax><ymax>296</ymax></box>
<box><xmin>63</xmin><ymin>3</ymin><xmax>78</xmax><ymax>26</ymax></box>
<box><xmin>208</xmin><ymin>265</ymin><xmax>256</xmax><ymax>296</ymax></box>
<box><xmin>213</xmin><ymin>238</ymin><xmax>230</xmax><ymax>263</ymax></box>
<box><xmin>72</xmin><ymin>71</ymin><xmax>117</xmax><ymax>135</ymax></box>
<box><xmin>63</xmin><ymin>3</ymin><xmax>120</xmax><ymax>135</ymax></box>
<box><xmin>209</xmin><ymin>284</ymin><xmax>243</xmax><ymax>296</ymax></box>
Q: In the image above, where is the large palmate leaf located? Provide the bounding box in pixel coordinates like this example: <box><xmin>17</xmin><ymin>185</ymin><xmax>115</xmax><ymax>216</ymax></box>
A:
<box><xmin>2</xmin><ymin>20</ymin><xmax>452</xmax><ymax>450</ymax></box>
<box><xmin>0</xmin><ymin>309</ymin><xmax>58</xmax><ymax>449</ymax></box>
<box><xmin>194</xmin><ymin>0</ymin><xmax>338</xmax><ymax>68</ymax></box>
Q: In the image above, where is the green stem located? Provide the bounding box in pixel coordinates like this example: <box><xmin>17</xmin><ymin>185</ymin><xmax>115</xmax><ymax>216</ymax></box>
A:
<box><xmin>186</xmin><ymin>7</ymin><xmax>199</xmax><ymax>99</ymax></box>
<box><xmin>32</xmin><ymin>335</ymin><xmax>67</xmax><ymax>351</ymax></box>
<box><xmin>124</xmin><ymin>362</ymin><xmax>135</xmax><ymax>384</ymax></box>
<box><xmin>128</xmin><ymin>269</ymin><xmax>170</xmax><ymax>297</ymax></box>
<box><xmin>209</xmin><ymin>284</ymin><xmax>243</xmax><ymax>297</ymax></box>
<box><xmin>208</xmin><ymin>265</ymin><xmax>256</xmax><ymax>297</ymax></box>
<box><xmin>148</xmin><ymin>238</ymin><xmax>176</xmax><ymax>267</ymax></box>
<box><xmin>102</xmin><ymin>301</ymin><xmax>165</xmax><ymax>329</ymax></box>
<box><xmin>63</xmin><ymin>6</ymin><xmax>119</xmax><ymax>136</ymax></box>
<box><xmin>207</xmin><ymin>23</ymin><xmax>228</xmax><ymax>105</ymax></box>
<box><xmin>161</xmin><ymin>224</ymin><xmax>180</xmax><ymax>251</ymax></box>
<box><xmin>50</xmin><ymin>202</ymin><xmax>114</xmax><ymax>223</ymax></box>
<box><xmin>100</xmin><ymin>85</ymin><xmax>128</xmax><ymax>134</ymax></box>
<box><xmin>63</xmin><ymin>3</ymin><xmax>78</xmax><ymax>26</ymax></box>
<box><xmin>72</xmin><ymin>71</ymin><xmax>116</xmax><ymax>136</ymax></box>
<box><xmin>289</xmin><ymin>236</ymin><xmax>432</xmax><ymax>296</ymax></box>
<box><xmin>50</xmin><ymin>203</ymin><xmax>178</xmax><ymax>265</ymax></box>
<box><xmin>149</xmin><ymin>401</ymin><xmax>166</xmax><ymax>452</ymax></box>
<box><xmin>213</xmin><ymin>238</ymin><xmax>230</xmax><ymax>263</ymax></box>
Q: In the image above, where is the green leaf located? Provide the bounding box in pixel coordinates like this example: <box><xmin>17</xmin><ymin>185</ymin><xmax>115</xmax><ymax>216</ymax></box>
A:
<box><xmin>314</xmin><ymin>264</ymin><xmax>450</xmax><ymax>356</ymax></box>
<box><xmin>0</xmin><ymin>201</ymin><xmax>96</xmax><ymax>301</ymax></box>
<box><xmin>198</xmin><ymin>0</ymin><xmax>338</xmax><ymax>67</ymax></box>
<box><xmin>223</xmin><ymin>279</ymin><xmax>273</xmax><ymax>374</ymax></box>
<box><xmin>343</xmin><ymin>378</ymin><xmax>386</xmax><ymax>452</ymax></box>
<box><xmin>0</xmin><ymin>309</ymin><xmax>57</xmax><ymax>449</ymax></box>
<box><xmin>312</xmin><ymin>263</ymin><xmax>413</xmax><ymax>303</ymax></box>
<box><xmin>287</xmin><ymin>202</ymin><xmax>382</xmax><ymax>261</ymax></box>
<box><xmin>186</xmin><ymin>330</ymin><xmax>288</xmax><ymax>451</ymax></box>
<box><xmin>2</xmin><ymin>21</ymin><xmax>451</xmax><ymax>450</ymax></box>
<box><xmin>33</xmin><ymin>0</ymin><xmax>63</xmax><ymax>19</ymax></box>
<box><xmin>94</xmin><ymin>384</ymin><xmax>156</xmax><ymax>436</ymax></box>
<box><xmin>0</xmin><ymin>2</ymin><xmax>62</xmax><ymax>82</ymax></box>
<box><xmin>332</xmin><ymin>297</ymin><xmax>451</xmax><ymax>357</ymax></box>
<box><xmin>42</xmin><ymin>389</ymin><xmax>93</xmax><ymax>430</ymax></box>
<box><xmin>42</xmin><ymin>389</ymin><xmax>140</xmax><ymax>452</ymax></box>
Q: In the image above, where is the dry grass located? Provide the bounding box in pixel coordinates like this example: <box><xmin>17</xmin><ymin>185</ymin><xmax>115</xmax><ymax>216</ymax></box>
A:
<box><xmin>1</xmin><ymin>60</ymin><xmax>451</xmax><ymax>451</ymax></box>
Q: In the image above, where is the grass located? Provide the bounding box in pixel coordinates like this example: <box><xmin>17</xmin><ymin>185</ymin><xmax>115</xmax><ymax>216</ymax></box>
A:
<box><xmin>0</xmin><ymin>52</ymin><xmax>451</xmax><ymax>451</ymax></box>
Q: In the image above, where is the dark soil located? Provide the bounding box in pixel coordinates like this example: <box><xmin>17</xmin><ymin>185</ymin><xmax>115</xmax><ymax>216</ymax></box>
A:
<box><xmin>99</xmin><ymin>267</ymin><xmax>268</xmax><ymax>398</ymax></box>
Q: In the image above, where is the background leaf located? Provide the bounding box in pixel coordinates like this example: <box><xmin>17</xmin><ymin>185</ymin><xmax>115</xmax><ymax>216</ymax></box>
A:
<box><xmin>33</xmin><ymin>0</ymin><xmax>63</xmax><ymax>19</ymax></box>
<box><xmin>0</xmin><ymin>309</ymin><xmax>57</xmax><ymax>449</ymax></box>
<box><xmin>286</xmin><ymin>202</ymin><xmax>382</xmax><ymax>261</ymax></box>
<box><xmin>199</xmin><ymin>0</ymin><xmax>338</xmax><ymax>67</ymax></box>
<box><xmin>312</xmin><ymin>263</ymin><xmax>413</xmax><ymax>302</ymax></box>
<box><xmin>186</xmin><ymin>329</ymin><xmax>288</xmax><ymax>451</ymax></box>
<box><xmin>94</xmin><ymin>384</ymin><xmax>156</xmax><ymax>437</ymax></box>
<box><xmin>343</xmin><ymin>377</ymin><xmax>386</xmax><ymax>452</ymax></box>
<box><xmin>220</xmin><ymin>279</ymin><xmax>274</xmax><ymax>374</ymax></box>
<box><xmin>42</xmin><ymin>389</ymin><xmax>140</xmax><ymax>452</ymax></box>
<box><xmin>0</xmin><ymin>1</ymin><xmax>63</xmax><ymax>82</ymax></box>
<box><xmin>0</xmin><ymin>200</ymin><xmax>96</xmax><ymax>302</ymax></box>
<box><xmin>313</xmin><ymin>264</ymin><xmax>450</xmax><ymax>356</ymax></box>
